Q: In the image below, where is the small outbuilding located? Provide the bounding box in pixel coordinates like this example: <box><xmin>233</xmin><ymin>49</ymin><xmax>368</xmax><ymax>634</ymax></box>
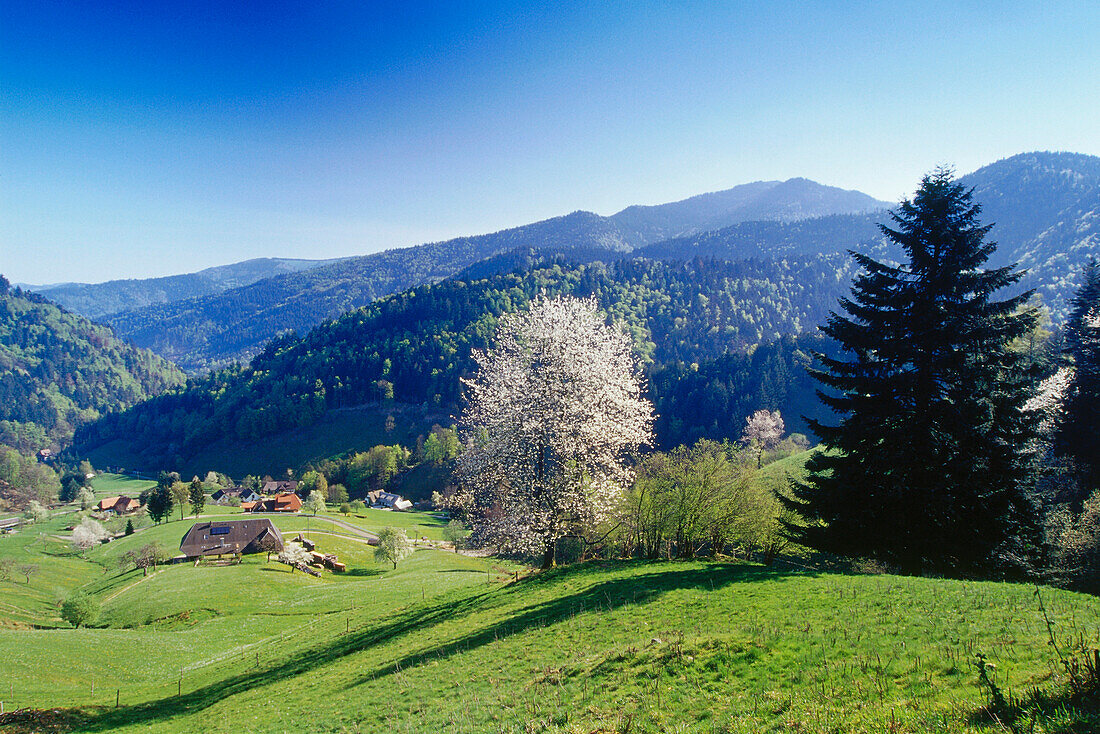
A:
<box><xmin>179</xmin><ymin>518</ymin><xmax>284</xmax><ymax>559</ymax></box>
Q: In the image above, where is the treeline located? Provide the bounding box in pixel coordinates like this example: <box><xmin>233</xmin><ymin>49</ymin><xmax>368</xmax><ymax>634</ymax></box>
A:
<box><xmin>75</xmin><ymin>256</ymin><xmax>858</xmax><ymax>468</ymax></box>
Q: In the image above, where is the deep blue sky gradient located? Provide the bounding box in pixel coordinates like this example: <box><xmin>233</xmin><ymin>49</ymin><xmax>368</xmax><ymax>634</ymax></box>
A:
<box><xmin>3</xmin><ymin>1</ymin><xmax>1098</xmax><ymax>283</ymax></box>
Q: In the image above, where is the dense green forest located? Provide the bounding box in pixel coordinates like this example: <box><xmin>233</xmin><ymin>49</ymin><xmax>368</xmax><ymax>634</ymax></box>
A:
<box><xmin>0</xmin><ymin>279</ymin><xmax>185</xmax><ymax>452</ymax></box>
<box><xmin>0</xmin><ymin>279</ymin><xmax>185</xmax><ymax>507</ymax></box>
<box><xmin>75</xmin><ymin>256</ymin><xmax>856</xmax><ymax>468</ymax></box>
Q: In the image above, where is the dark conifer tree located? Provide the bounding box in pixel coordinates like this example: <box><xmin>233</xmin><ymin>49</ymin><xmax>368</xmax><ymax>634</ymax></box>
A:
<box><xmin>783</xmin><ymin>169</ymin><xmax>1039</xmax><ymax>575</ymax></box>
<box><xmin>1056</xmin><ymin>259</ymin><xmax>1100</xmax><ymax>493</ymax></box>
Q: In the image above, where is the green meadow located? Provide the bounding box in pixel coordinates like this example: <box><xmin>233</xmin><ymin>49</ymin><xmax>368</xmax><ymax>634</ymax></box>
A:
<box><xmin>2</xmin><ymin>470</ymin><xmax>1098</xmax><ymax>732</ymax></box>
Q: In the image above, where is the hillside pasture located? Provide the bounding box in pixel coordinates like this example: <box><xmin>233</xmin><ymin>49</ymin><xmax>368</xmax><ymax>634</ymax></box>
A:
<box><xmin>1</xmin><ymin>557</ymin><xmax>1097</xmax><ymax>732</ymax></box>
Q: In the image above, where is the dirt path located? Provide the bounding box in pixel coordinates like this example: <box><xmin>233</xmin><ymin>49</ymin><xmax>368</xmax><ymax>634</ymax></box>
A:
<box><xmin>101</xmin><ymin>568</ymin><xmax>163</xmax><ymax>603</ymax></box>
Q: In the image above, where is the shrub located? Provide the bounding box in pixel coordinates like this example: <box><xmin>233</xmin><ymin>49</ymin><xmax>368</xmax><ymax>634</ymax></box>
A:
<box><xmin>60</xmin><ymin>592</ymin><xmax>99</xmax><ymax>628</ymax></box>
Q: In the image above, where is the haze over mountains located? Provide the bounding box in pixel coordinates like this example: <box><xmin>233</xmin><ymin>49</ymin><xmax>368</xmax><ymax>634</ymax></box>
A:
<box><xmin>26</xmin><ymin>257</ymin><xmax>345</xmax><ymax>321</ymax></box>
<box><xmin>49</xmin><ymin>178</ymin><xmax>887</xmax><ymax>371</ymax></box>
<box><xmin>24</xmin><ymin>152</ymin><xmax>1100</xmax><ymax>375</ymax></box>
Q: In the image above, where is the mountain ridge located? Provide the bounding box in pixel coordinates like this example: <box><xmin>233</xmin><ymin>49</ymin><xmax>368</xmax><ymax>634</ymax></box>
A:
<box><xmin>94</xmin><ymin>178</ymin><xmax>891</xmax><ymax>371</ymax></box>
<box><xmin>29</xmin><ymin>257</ymin><xmax>347</xmax><ymax>321</ymax></box>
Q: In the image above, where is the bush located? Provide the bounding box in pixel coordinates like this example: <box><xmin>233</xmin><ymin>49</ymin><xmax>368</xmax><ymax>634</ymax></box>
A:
<box><xmin>60</xmin><ymin>592</ymin><xmax>99</xmax><ymax>628</ymax></box>
<box><xmin>1046</xmin><ymin>490</ymin><xmax>1100</xmax><ymax>589</ymax></box>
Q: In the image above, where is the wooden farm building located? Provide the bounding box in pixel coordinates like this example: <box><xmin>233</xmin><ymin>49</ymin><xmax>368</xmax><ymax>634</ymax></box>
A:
<box><xmin>261</xmin><ymin>480</ymin><xmax>299</xmax><ymax>495</ymax></box>
<box><xmin>179</xmin><ymin>518</ymin><xmax>284</xmax><ymax>559</ymax></box>
<box><xmin>96</xmin><ymin>496</ymin><xmax>141</xmax><ymax>514</ymax></box>
<box><xmin>241</xmin><ymin>492</ymin><xmax>302</xmax><ymax>513</ymax></box>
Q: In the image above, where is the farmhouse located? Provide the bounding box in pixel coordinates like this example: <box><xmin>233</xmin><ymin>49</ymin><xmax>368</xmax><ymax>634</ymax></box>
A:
<box><xmin>96</xmin><ymin>496</ymin><xmax>141</xmax><ymax>514</ymax></box>
<box><xmin>179</xmin><ymin>518</ymin><xmax>283</xmax><ymax>559</ymax></box>
<box><xmin>261</xmin><ymin>480</ymin><xmax>299</xmax><ymax>496</ymax></box>
<box><xmin>242</xmin><ymin>493</ymin><xmax>302</xmax><ymax>513</ymax></box>
<box><xmin>368</xmin><ymin>490</ymin><xmax>412</xmax><ymax>511</ymax></box>
<box><xmin>211</xmin><ymin>487</ymin><xmax>260</xmax><ymax>504</ymax></box>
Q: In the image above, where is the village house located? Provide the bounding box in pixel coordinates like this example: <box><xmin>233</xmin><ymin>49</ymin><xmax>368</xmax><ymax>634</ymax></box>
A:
<box><xmin>95</xmin><ymin>495</ymin><xmax>141</xmax><ymax>515</ymax></box>
<box><xmin>261</xmin><ymin>480</ymin><xmax>299</xmax><ymax>496</ymax></box>
<box><xmin>179</xmin><ymin>518</ymin><xmax>283</xmax><ymax>559</ymax></box>
<box><xmin>241</xmin><ymin>492</ymin><xmax>302</xmax><ymax>513</ymax></box>
<box><xmin>367</xmin><ymin>490</ymin><xmax>412</xmax><ymax>511</ymax></box>
<box><xmin>211</xmin><ymin>487</ymin><xmax>260</xmax><ymax>505</ymax></box>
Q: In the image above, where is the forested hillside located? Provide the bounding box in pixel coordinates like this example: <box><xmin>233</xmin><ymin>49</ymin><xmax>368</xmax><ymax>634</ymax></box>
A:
<box><xmin>0</xmin><ymin>279</ymin><xmax>185</xmax><ymax>456</ymax></box>
<box><xmin>29</xmin><ymin>257</ymin><xmax>342</xmax><ymax>321</ymax></box>
<box><xmin>642</xmin><ymin>152</ymin><xmax>1100</xmax><ymax>321</ymax></box>
<box><xmin>0</xmin><ymin>278</ymin><xmax>184</xmax><ymax>507</ymax></box>
<box><xmin>75</xmin><ymin>256</ymin><xmax>856</xmax><ymax>468</ymax></box>
<box><xmin>103</xmin><ymin>179</ymin><xmax>888</xmax><ymax>371</ymax></box>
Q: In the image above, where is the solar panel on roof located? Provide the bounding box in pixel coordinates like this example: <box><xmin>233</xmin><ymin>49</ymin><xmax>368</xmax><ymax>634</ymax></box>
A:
<box><xmin>210</xmin><ymin>526</ymin><xmax>232</xmax><ymax>535</ymax></box>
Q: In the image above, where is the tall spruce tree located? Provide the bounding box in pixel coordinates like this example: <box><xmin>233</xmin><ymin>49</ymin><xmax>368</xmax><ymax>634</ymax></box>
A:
<box><xmin>1056</xmin><ymin>259</ymin><xmax>1100</xmax><ymax>494</ymax></box>
<box><xmin>783</xmin><ymin>168</ymin><xmax>1039</xmax><ymax>575</ymax></box>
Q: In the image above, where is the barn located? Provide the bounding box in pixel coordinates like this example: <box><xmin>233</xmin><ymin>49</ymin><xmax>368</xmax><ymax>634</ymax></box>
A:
<box><xmin>179</xmin><ymin>518</ymin><xmax>284</xmax><ymax>559</ymax></box>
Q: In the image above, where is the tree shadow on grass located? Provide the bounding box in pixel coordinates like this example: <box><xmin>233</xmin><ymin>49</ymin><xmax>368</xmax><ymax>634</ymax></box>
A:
<box><xmin>342</xmin><ymin>568</ymin><xmax>385</xmax><ymax>578</ymax></box>
<box><xmin>968</xmin><ymin>684</ymin><xmax>1100</xmax><ymax>733</ymax></box>
<box><xmin>70</xmin><ymin>561</ymin><xmax>813</xmax><ymax>731</ymax></box>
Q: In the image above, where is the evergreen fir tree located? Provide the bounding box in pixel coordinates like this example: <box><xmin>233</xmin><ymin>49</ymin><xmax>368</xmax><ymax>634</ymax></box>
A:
<box><xmin>1056</xmin><ymin>259</ymin><xmax>1100</xmax><ymax>493</ymax></box>
<box><xmin>783</xmin><ymin>168</ymin><xmax>1039</xmax><ymax>575</ymax></box>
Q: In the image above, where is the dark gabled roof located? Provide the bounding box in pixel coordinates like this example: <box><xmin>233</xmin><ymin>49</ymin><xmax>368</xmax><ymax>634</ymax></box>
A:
<box><xmin>179</xmin><ymin>518</ymin><xmax>284</xmax><ymax>558</ymax></box>
<box><xmin>261</xmin><ymin>480</ymin><xmax>298</xmax><ymax>495</ymax></box>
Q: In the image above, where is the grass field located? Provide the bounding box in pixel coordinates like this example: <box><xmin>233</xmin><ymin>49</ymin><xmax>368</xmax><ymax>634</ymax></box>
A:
<box><xmin>2</xmin><ymin>534</ymin><xmax>1099</xmax><ymax>732</ymax></box>
<box><xmin>3</xmin><ymin>466</ymin><xmax>1098</xmax><ymax>732</ymax></box>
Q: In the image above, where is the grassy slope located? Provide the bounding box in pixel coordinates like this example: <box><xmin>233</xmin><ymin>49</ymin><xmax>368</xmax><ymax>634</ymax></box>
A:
<box><xmin>3</xmin><ymin>468</ymin><xmax>1098</xmax><ymax>732</ymax></box>
<box><xmin>1</xmin><ymin>546</ymin><xmax>1098</xmax><ymax>732</ymax></box>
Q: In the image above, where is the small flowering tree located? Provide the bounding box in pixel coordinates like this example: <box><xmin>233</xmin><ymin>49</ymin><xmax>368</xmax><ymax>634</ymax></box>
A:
<box><xmin>454</xmin><ymin>295</ymin><xmax>653</xmax><ymax>568</ymax></box>
<box><xmin>374</xmin><ymin>526</ymin><xmax>414</xmax><ymax>569</ymax></box>
<box><xmin>71</xmin><ymin>517</ymin><xmax>108</xmax><ymax>555</ymax></box>
<box><xmin>278</xmin><ymin>542</ymin><xmax>311</xmax><ymax>571</ymax></box>
<box><xmin>741</xmin><ymin>410</ymin><xmax>785</xmax><ymax>468</ymax></box>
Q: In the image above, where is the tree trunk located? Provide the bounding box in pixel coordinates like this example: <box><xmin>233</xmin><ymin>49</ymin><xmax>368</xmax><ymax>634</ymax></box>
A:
<box><xmin>541</xmin><ymin>539</ymin><xmax>556</xmax><ymax>570</ymax></box>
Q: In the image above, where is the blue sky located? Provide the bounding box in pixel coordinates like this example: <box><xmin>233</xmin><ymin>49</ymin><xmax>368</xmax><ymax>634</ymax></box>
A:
<box><xmin>2</xmin><ymin>1</ymin><xmax>1098</xmax><ymax>284</ymax></box>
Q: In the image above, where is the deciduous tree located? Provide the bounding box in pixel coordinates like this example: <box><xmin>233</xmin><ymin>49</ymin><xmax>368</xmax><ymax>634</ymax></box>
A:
<box><xmin>374</xmin><ymin>526</ymin><xmax>413</xmax><ymax>569</ymax></box>
<box><xmin>741</xmin><ymin>410</ymin><xmax>785</xmax><ymax>468</ymax></box>
<box><xmin>71</xmin><ymin>518</ymin><xmax>107</xmax><ymax>555</ymax></box>
<box><xmin>60</xmin><ymin>592</ymin><xmax>99</xmax><ymax>628</ymax></box>
<box><xmin>454</xmin><ymin>295</ymin><xmax>653</xmax><ymax>568</ymax></box>
<box><xmin>171</xmin><ymin>481</ymin><xmax>189</xmax><ymax>520</ymax></box>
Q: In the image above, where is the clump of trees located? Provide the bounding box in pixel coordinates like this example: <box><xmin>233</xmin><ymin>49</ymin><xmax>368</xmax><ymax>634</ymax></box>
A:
<box><xmin>22</xmin><ymin>500</ymin><xmax>49</xmax><ymax>524</ymax></box>
<box><xmin>1031</xmin><ymin>260</ymin><xmax>1100</xmax><ymax>589</ymax></box>
<box><xmin>621</xmin><ymin>438</ymin><xmax>791</xmax><ymax>563</ymax></box>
